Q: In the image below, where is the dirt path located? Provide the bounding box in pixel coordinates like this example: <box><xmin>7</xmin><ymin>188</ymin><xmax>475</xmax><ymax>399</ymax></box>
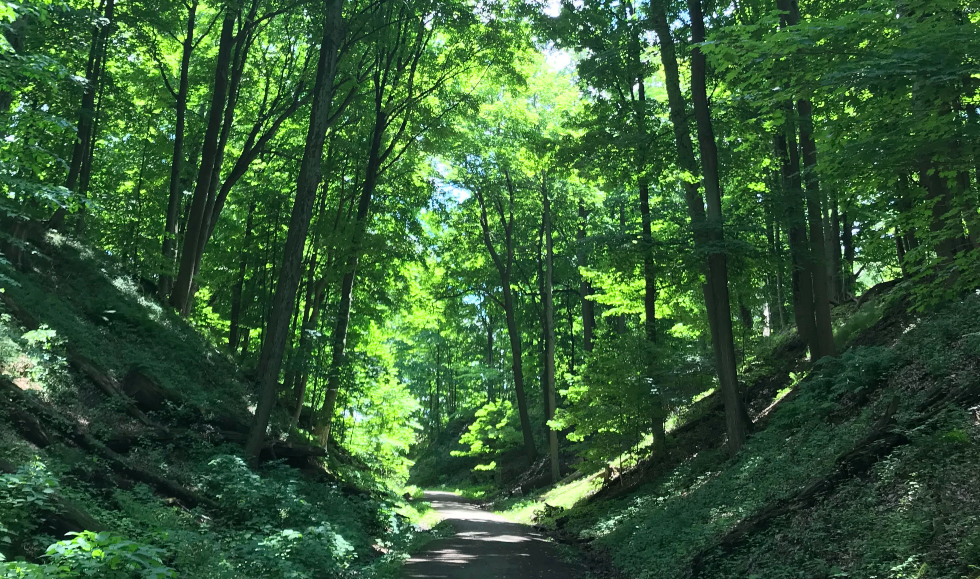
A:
<box><xmin>401</xmin><ymin>491</ymin><xmax>585</xmax><ymax>579</ymax></box>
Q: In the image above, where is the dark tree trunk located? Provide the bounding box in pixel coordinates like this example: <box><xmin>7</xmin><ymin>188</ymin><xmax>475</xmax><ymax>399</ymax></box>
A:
<box><xmin>776</xmin><ymin>0</ymin><xmax>834</xmax><ymax>360</ymax></box>
<box><xmin>639</xmin><ymin>179</ymin><xmax>657</xmax><ymax>344</ymax></box>
<box><xmin>475</xmin><ymin>173</ymin><xmax>537</xmax><ymax>464</ymax></box>
<box><xmin>49</xmin><ymin>0</ymin><xmax>115</xmax><ymax>229</ymax></box>
<box><xmin>159</xmin><ymin>0</ymin><xmax>197</xmax><ymax>300</ymax></box>
<box><xmin>919</xmin><ymin>162</ymin><xmax>969</xmax><ymax>260</ymax></box>
<box><xmin>796</xmin><ymin>99</ymin><xmax>836</xmax><ymax>360</ymax></box>
<box><xmin>841</xmin><ymin>210</ymin><xmax>855</xmax><ymax>298</ymax></box>
<box><xmin>229</xmin><ymin>200</ymin><xmax>256</xmax><ymax>350</ymax></box>
<box><xmin>578</xmin><ymin>200</ymin><xmax>595</xmax><ymax>353</ymax></box>
<box><xmin>688</xmin><ymin>0</ymin><xmax>751</xmax><ymax>454</ymax></box>
<box><xmin>169</xmin><ymin>8</ymin><xmax>238</xmax><ymax>315</ymax></box>
<box><xmin>830</xmin><ymin>192</ymin><xmax>844</xmax><ymax>302</ymax></box>
<box><xmin>244</xmin><ymin>0</ymin><xmax>344</xmax><ymax>463</ymax></box>
<box><xmin>616</xmin><ymin>202</ymin><xmax>628</xmax><ymax>335</ymax></box>
<box><xmin>895</xmin><ymin>228</ymin><xmax>908</xmax><ymax>276</ymax></box>
<box><xmin>315</xmin><ymin>90</ymin><xmax>383</xmax><ymax>447</ymax></box>
<box><xmin>542</xmin><ymin>174</ymin><xmax>560</xmax><ymax>483</ymax></box>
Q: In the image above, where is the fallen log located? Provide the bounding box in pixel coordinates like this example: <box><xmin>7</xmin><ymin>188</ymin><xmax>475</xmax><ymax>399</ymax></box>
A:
<box><xmin>0</xmin><ymin>459</ymin><xmax>104</xmax><ymax>538</ymax></box>
<box><xmin>122</xmin><ymin>368</ymin><xmax>184</xmax><ymax>413</ymax></box>
<box><xmin>0</xmin><ymin>291</ymin><xmax>161</xmax><ymax>429</ymax></box>
<box><xmin>0</xmin><ymin>375</ymin><xmax>219</xmax><ymax>511</ymax></box>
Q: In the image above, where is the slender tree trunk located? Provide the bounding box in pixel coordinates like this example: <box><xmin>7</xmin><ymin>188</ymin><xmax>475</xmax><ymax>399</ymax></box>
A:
<box><xmin>434</xmin><ymin>346</ymin><xmax>441</xmax><ymax>433</ymax></box>
<box><xmin>485</xmin><ymin>313</ymin><xmax>495</xmax><ymax>402</ymax></box>
<box><xmin>841</xmin><ymin>210</ymin><xmax>855</xmax><ymax>297</ymax></box>
<box><xmin>639</xmin><ymin>179</ymin><xmax>657</xmax><ymax>344</ymax></box>
<box><xmin>796</xmin><ymin>99</ymin><xmax>836</xmax><ymax>359</ymax></box>
<box><xmin>578</xmin><ymin>200</ymin><xmax>595</xmax><ymax>353</ymax></box>
<box><xmin>919</xmin><ymin>162</ymin><xmax>969</xmax><ymax>260</ymax></box>
<box><xmin>244</xmin><ymin>0</ymin><xmax>344</xmax><ymax>463</ymax></box>
<box><xmin>159</xmin><ymin>0</ymin><xmax>197</xmax><ymax>300</ymax></box>
<box><xmin>895</xmin><ymin>227</ymin><xmax>908</xmax><ymax>276</ymax></box>
<box><xmin>50</xmin><ymin>0</ymin><xmax>115</xmax><ymax>229</ymax></box>
<box><xmin>775</xmin><ymin>0</ymin><xmax>830</xmax><ymax>359</ymax></box>
<box><xmin>775</xmin><ymin>127</ymin><xmax>819</xmax><ymax>354</ymax></box>
<box><xmin>542</xmin><ymin>174</ymin><xmax>560</xmax><ymax>483</ymax></box>
<box><xmin>229</xmin><ymin>200</ymin><xmax>256</xmax><ymax>350</ymax></box>
<box><xmin>764</xmin><ymin>199</ymin><xmax>779</xmax><ymax>331</ymax></box>
<box><xmin>475</xmin><ymin>178</ymin><xmax>537</xmax><ymax>464</ymax></box>
<box><xmin>169</xmin><ymin>9</ymin><xmax>238</xmax><ymax>314</ymax></box>
<box><xmin>189</xmin><ymin>5</ymin><xmax>255</xmax><ymax>284</ymax></box>
<box><xmin>315</xmin><ymin>95</ymin><xmax>383</xmax><ymax>447</ymax></box>
<box><xmin>830</xmin><ymin>193</ymin><xmax>844</xmax><ymax>302</ymax></box>
<box><xmin>688</xmin><ymin>0</ymin><xmax>750</xmax><ymax>453</ymax></box>
<box><xmin>501</xmin><ymin>272</ymin><xmax>537</xmax><ymax>464</ymax></box>
<box><xmin>775</xmin><ymin>219</ymin><xmax>787</xmax><ymax>327</ymax></box>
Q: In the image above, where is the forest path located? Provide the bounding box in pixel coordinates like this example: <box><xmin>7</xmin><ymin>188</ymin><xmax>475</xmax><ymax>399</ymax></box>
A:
<box><xmin>400</xmin><ymin>491</ymin><xmax>585</xmax><ymax>579</ymax></box>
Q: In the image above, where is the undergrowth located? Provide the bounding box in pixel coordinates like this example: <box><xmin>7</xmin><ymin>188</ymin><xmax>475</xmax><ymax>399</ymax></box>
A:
<box><xmin>0</xmin><ymin>241</ymin><xmax>444</xmax><ymax>578</ymax></box>
<box><xmin>548</xmin><ymin>295</ymin><xmax>980</xmax><ymax>579</ymax></box>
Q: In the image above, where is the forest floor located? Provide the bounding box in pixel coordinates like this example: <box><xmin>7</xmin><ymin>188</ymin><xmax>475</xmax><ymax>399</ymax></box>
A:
<box><xmin>400</xmin><ymin>491</ymin><xmax>585</xmax><ymax>579</ymax></box>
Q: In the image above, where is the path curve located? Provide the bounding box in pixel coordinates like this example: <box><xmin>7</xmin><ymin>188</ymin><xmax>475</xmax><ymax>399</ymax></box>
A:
<box><xmin>401</xmin><ymin>491</ymin><xmax>584</xmax><ymax>579</ymax></box>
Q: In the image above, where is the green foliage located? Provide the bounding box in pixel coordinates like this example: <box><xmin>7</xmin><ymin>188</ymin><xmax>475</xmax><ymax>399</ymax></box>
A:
<box><xmin>549</xmin><ymin>297</ymin><xmax>980</xmax><ymax>579</ymax></box>
<box><xmin>454</xmin><ymin>400</ymin><xmax>522</xmax><ymax>465</ymax></box>
<box><xmin>0</xmin><ymin>462</ymin><xmax>58</xmax><ymax>554</ymax></box>
<box><xmin>556</xmin><ymin>333</ymin><xmax>708</xmax><ymax>472</ymax></box>
<box><xmin>1</xmin><ymin>532</ymin><xmax>175</xmax><ymax>578</ymax></box>
<box><xmin>804</xmin><ymin>346</ymin><xmax>901</xmax><ymax>405</ymax></box>
<box><xmin>19</xmin><ymin>325</ymin><xmax>66</xmax><ymax>384</ymax></box>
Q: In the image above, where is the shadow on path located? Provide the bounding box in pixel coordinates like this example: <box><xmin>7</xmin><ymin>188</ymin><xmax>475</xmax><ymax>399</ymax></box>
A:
<box><xmin>401</xmin><ymin>491</ymin><xmax>584</xmax><ymax>579</ymax></box>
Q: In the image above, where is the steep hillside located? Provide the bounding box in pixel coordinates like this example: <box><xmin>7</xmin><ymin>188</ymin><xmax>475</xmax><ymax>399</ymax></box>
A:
<box><xmin>0</xmin><ymin>234</ymin><xmax>439</xmax><ymax>578</ymax></box>
<box><xmin>495</xmin><ymin>290</ymin><xmax>980</xmax><ymax>579</ymax></box>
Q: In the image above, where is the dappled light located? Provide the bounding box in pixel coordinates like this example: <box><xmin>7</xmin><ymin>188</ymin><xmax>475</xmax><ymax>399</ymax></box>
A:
<box><xmin>2</xmin><ymin>0</ymin><xmax>980</xmax><ymax>577</ymax></box>
<box><xmin>402</xmin><ymin>492</ymin><xmax>581</xmax><ymax>578</ymax></box>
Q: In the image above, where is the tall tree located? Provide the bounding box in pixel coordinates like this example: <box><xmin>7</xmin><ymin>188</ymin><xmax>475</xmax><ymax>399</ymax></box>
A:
<box><xmin>245</xmin><ymin>0</ymin><xmax>345</xmax><ymax>462</ymax></box>
<box><xmin>542</xmin><ymin>172</ymin><xmax>560</xmax><ymax>482</ymax></box>
<box><xmin>474</xmin><ymin>169</ymin><xmax>537</xmax><ymax>464</ymax></box>
<box><xmin>48</xmin><ymin>0</ymin><xmax>116</xmax><ymax>229</ymax></box>
<box><xmin>686</xmin><ymin>0</ymin><xmax>751</xmax><ymax>453</ymax></box>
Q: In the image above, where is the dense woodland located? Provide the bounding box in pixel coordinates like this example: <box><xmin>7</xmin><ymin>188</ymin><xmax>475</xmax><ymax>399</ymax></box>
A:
<box><xmin>2</xmin><ymin>0</ymin><xmax>980</xmax><ymax>576</ymax></box>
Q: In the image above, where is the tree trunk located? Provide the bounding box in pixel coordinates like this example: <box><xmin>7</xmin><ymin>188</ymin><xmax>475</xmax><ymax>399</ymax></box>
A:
<box><xmin>688</xmin><ymin>0</ymin><xmax>751</xmax><ymax>454</ymax></box>
<box><xmin>919</xmin><ymin>162</ymin><xmax>969</xmax><ymax>260</ymax></box>
<box><xmin>502</xmin><ymin>272</ymin><xmax>537</xmax><ymax>464</ymax></box>
<box><xmin>315</xmin><ymin>94</ymin><xmax>383</xmax><ymax>447</ymax></box>
<box><xmin>475</xmin><ymin>177</ymin><xmax>537</xmax><ymax>464</ymax></box>
<box><xmin>49</xmin><ymin>0</ymin><xmax>115</xmax><ymax>229</ymax></box>
<box><xmin>841</xmin><ymin>210</ymin><xmax>855</xmax><ymax>298</ymax></box>
<box><xmin>189</xmin><ymin>3</ymin><xmax>257</xmax><ymax>284</ymax></box>
<box><xmin>796</xmin><ymin>99</ymin><xmax>836</xmax><ymax>359</ymax></box>
<box><xmin>484</xmin><ymin>313</ymin><xmax>495</xmax><ymax>401</ymax></box>
<box><xmin>578</xmin><ymin>200</ymin><xmax>595</xmax><ymax>353</ymax></box>
<box><xmin>639</xmin><ymin>179</ymin><xmax>657</xmax><ymax>344</ymax></box>
<box><xmin>229</xmin><ymin>200</ymin><xmax>256</xmax><ymax>350</ymax></box>
<box><xmin>895</xmin><ymin>228</ymin><xmax>908</xmax><ymax>276</ymax></box>
<box><xmin>616</xmin><ymin>203</ymin><xmax>628</xmax><ymax>334</ymax></box>
<box><xmin>774</xmin><ymin>125</ymin><xmax>819</xmax><ymax>355</ymax></box>
<box><xmin>542</xmin><ymin>174</ymin><xmax>560</xmax><ymax>483</ymax></box>
<box><xmin>830</xmin><ymin>193</ymin><xmax>844</xmax><ymax>302</ymax></box>
<box><xmin>244</xmin><ymin>0</ymin><xmax>344</xmax><ymax>463</ymax></box>
<box><xmin>169</xmin><ymin>8</ymin><xmax>238</xmax><ymax>315</ymax></box>
<box><xmin>159</xmin><ymin>0</ymin><xmax>197</xmax><ymax>300</ymax></box>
